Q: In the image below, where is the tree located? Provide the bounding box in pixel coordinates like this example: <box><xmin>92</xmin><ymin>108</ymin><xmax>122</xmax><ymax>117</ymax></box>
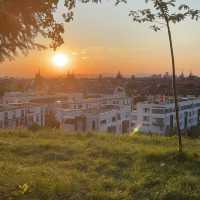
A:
<box><xmin>0</xmin><ymin>0</ymin><xmax>123</xmax><ymax>62</ymax></box>
<box><xmin>129</xmin><ymin>0</ymin><xmax>200</xmax><ymax>152</ymax></box>
<box><xmin>0</xmin><ymin>0</ymin><xmax>75</xmax><ymax>61</ymax></box>
<box><xmin>45</xmin><ymin>110</ymin><xmax>60</xmax><ymax>128</ymax></box>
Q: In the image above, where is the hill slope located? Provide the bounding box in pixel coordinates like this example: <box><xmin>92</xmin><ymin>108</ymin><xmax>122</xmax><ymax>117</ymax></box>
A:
<box><xmin>0</xmin><ymin>130</ymin><xmax>200</xmax><ymax>200</ymax></box>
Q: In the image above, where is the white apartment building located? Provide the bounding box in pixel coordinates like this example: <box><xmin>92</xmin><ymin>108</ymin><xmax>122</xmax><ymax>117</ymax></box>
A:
<box><xmin>0</xmin><ymin>103</ymin><xmax>45</xmax><ymax>129</ymax></box>
<box><xmin>55</xmin><ymin>87</ymin><xmax>133</xmax><ymax>133</ymax></box>
<box><xmin>1</xmin><ymin>87</ymin><xmax>132</xmax><ymax>133</ymax></box>
<box><xmin>2</xmin><ymin>91</ymin><xmax>83</xmax><ymax>105</ymax></box>
<box><xmin>59</xmin><ymin>87</ymin><xmax>132</xmax><ymax>111</ymax></box>
<box><xmin>131</xmin><ymin>97</ymin><xmax>200</xmax><ymax>134</ymax></box>
<box><xmin>2</xmin><ymin>92</ymin><xmax>37</xmax><ymax>104</ymax></box>
<box><xmin>59</xmin><ymin>105</ymin><xmax>131</xmax><ymax>134</ymax></box>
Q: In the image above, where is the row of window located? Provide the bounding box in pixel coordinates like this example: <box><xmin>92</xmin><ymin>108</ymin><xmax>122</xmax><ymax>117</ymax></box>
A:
<box><xmin>100</xmin><ymin>114</ymin><xmax>122</xmax><ymax>125</ymax></box>
<box><xmin>127</xmin><ymin>102</ymin><xmax>200</xmax><ymax>115</ymax></box>
<box><xmin>144</xmin><ymin>103</ymin><xmax>200</xmax><ymax>114</ymax></box>
<box><xmin>2</xmin><ymin>109</ymin><xmax>37</xmax><ymax>120</ymax></box>
<box><xmin>72</xmin><ymin>99</ymin><xmax>130</xmax><ymax>109</ymax></box>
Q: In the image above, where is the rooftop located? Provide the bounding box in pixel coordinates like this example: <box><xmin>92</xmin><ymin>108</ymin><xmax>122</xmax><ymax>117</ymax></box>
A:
<box><xmin>140</xmin><ymin>96</ymin><xmax>200</xmax><ymax>106</ymax></box>
<box><xmin>0</xmin><ymin>103</ymin><xmax>42</xmax><ymax>112</ymax></box>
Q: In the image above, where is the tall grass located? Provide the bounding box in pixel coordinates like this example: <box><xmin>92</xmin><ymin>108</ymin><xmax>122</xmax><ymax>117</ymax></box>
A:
<box><xmin>0</xmin><ymin>129</ymin><xmax>200</xmax><ymax>199</ymax></box>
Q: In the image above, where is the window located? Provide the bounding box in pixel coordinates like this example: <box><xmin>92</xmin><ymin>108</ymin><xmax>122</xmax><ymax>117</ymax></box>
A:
<box><xmin>124</xmin><ymin>100</ymin><xmax>127</xmax><ymax>105</ymax></box>
<box><xmin>143</xmin><ymin>116</ymin><xmax>150</xmax><ymax>122</ymax></box>
<box><xmin>117</xmin><ymin>113</ymin><xmax>121</xmax><ymax>120</ymax></box>
<box><xmin>4</xmin><ymin>112</ymin><xmax>8</xmax><ymax>120</ymax></box>
<box><xmin>12</xmin><ymin>111</ymin><xmax>16</xmax><ymax>119</ymax></box>
<box><xmin>100</xmin><ymin>120</ymin><xmax>107</xmax><ymax>125</ymax></box>
<box><xmin>112</xmin><ymin>117</ymin><xmax>116</xmax><ymax>122</ymax></box>
<box><xmin>165</xmin><ymin>108</ymin><xmax>173</xmax><ymax>113</ymax></box>
<box><xmin>152</xmin><ymin>109</ymin><xmax>165</xmax><ymax>114</ymax></box>
<box><xmin>92</xmin><ymin>120</ymin><xmax>96</xmax><ymax>130</ymax></box>
<box><xmin>131</xmin><ymin>122</ymin><xmax>136</xmax><ymax>127</ymax></box>
<box><xmin>181</xmin><ymin>104</ymin><xmax>193</xmax><ymax>110</ymax></box>
<box><xmin>143</xmin><ymin>123</ymin><xmax>150</xmax><ymax>127</ymax></box>
<box><xmin>152</xmin><ymin>118</ymin><xmax>164</xmax><ymax>127</ymax></box>
<box><xmin>21</xmin><ymin>110</ymin><xmax>25</xmax><ymax>117</ymax></box>
<box><xmin>195</xmin><ymin>103</ymin><xmax>200</xmax><ymax>108</ymax></box>
<box><xmin>144</xmin><ymin>108</ymin><xmax>150</xmax><ymax>113</ymax></box>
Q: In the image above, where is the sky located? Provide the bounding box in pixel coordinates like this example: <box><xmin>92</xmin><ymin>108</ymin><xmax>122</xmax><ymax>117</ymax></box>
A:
<box><xmin>0</xmin><ymin>0</ymin><xmax>200</xmax><ymax>77</ymax></box>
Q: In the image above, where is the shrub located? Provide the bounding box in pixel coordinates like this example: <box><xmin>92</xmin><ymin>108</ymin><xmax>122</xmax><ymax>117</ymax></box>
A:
<box><xmin>28</xmin><ymin>123</ymin><xmax>41</xmax><ymax>132</ymax></box>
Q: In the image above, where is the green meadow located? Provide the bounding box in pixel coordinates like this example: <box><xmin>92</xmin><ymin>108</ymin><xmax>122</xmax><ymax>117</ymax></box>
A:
<box><xmin>0</xmin><ymin>129</ymin><xmax>200</xmax><ymax>200</ymax></box>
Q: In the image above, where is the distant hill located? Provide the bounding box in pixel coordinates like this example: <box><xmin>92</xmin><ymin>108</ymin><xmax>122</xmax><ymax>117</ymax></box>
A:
<box><xmin>0</xmin><ymin>130</ymin><xmax>200</xmax><ymax>200</ymax></box>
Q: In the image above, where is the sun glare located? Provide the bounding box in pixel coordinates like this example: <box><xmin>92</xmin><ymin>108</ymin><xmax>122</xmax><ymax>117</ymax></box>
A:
<box><xmin>52</xmin><ymin>53</ymin><xmax>69</xmax><ymax>69</ymax></box>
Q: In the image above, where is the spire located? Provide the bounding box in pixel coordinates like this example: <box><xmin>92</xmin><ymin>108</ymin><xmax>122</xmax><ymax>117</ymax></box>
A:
<box><xmin>116</xmin><ymin>71</ymin><xmax>123</xmax><ymax>79</ymax></box>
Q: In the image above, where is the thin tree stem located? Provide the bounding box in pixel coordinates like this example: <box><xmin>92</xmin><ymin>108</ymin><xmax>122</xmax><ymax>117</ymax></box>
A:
<box><xmin>166</xmin><ymin>20</ymin><xmax>182</xmax><ymax>153</ymax></box>
<box><xmin>157</xmin><ymin>0</ymin><xmax>183</xmax><ymax>152</ymax></box>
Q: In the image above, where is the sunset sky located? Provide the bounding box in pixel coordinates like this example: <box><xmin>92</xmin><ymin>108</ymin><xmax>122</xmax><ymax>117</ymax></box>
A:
<box><xmin>0</xmin><ymin>0</ymin><xmax>200</xmax><ymax>77</ymax></box>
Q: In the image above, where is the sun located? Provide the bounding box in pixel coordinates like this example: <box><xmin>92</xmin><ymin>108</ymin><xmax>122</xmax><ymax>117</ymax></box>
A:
<box><xmin>52</xmin><ymin>53</ymin><xmax>70</xmax><ymax>68</ymax></box>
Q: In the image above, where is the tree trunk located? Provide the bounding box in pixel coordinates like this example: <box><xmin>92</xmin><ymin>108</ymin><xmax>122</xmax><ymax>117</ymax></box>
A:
<box><xmin>166</xmin><ymin>20</ymin><xmax>183</xmax><ymax>153</ymax></box>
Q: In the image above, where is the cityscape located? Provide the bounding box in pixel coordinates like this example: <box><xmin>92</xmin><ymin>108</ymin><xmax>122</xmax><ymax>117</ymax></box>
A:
<box><xmin>1</xmin><ymin>71</ymin><xmax>200</xmax><ymax>135</ymax></box>
<box><xmin>1</xmin><ymin>0</ymin><xmax>200</xmax><ymax>199</ymax></box>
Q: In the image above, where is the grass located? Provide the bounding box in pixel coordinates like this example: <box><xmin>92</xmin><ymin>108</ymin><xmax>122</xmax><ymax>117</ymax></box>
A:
<box><xmin>0</xmin><ymin>129</ymin><xmax>200</xmax><ymax>200</ymax></box>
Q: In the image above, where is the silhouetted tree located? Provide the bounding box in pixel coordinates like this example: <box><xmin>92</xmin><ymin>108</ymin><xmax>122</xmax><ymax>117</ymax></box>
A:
<box><xmin>129</xmin><ymin>0</ymin><xmax>200</xmax><ymax>152</ymax></box>
<box><xmin>0</xmin><ymin>0</ymin><xmax>126</xmax><ymax>62</ymax></box>
<box><xmin>0</xmin><ymin>0</ymin><xmax>89</xmax><ymax>61</ymax></box>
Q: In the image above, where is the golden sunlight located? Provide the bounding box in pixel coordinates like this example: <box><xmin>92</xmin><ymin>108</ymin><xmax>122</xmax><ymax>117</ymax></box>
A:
<box><xmin>52</xmin><ymin>53</ymin><xmax>70</xmax><ymax>69</ymax></box>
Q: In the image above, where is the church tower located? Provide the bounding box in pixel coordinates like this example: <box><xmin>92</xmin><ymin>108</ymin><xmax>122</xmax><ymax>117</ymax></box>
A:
<box><xmin>34</xmin><ymin>68</ymin><xmax>45</xmax><ymax>94</ymax></box>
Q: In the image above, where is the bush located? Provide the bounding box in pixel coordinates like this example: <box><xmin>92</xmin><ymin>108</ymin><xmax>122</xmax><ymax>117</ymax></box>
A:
<box><xmin>28</xmin><ymin>123</ymin><xmax>41</xmax><ymax>132</ymax></box>
<box><xmin>45</xmin><ymin>111</ymin><xmax>60</xmax><ymax>128</ymax></box>
<box><xmin>187</xmin><ymin>126</ymin><xmax>200</xmax><ymax>138</ymax></box>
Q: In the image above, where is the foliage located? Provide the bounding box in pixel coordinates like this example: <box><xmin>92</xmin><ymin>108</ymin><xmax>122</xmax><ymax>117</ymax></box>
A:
<box><xmin>28</xmin><ymin>123</ymin><xmax>41</xmax><ymax>132</ymax></box>
<box><xmin>187</xmin><ymin>125</ymin><xmax>200</xmax><ymax>138</ymax></box>
<box><xmin>0</xmin><ymin>129</ymin><xmax>200</xmax><ymax>199</ymax></box>
<box><xmin>129</xmin><ymin>0</ymin><xmax>200</xmax><ymax>31</ymax></box>
<box><xmin>45</xmin><ymin>111</ymin><xmax>60</xmax><ymax>128</ymax></box>
<box><xmin>0</xmin><ymin>0</ymin><xmax>129</xmax><ymax>61</ymax></box>
<box><xmin>0</xmin><ymin>0</ymin><xmax>61</xmax><ymax>61</ymax></box>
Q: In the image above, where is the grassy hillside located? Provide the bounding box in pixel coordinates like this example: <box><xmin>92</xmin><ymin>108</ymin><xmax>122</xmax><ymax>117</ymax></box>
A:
<box><xmin>0</xmin><ymin>129</ymin><xmax>200</xmax><ymax>200</ymax></box>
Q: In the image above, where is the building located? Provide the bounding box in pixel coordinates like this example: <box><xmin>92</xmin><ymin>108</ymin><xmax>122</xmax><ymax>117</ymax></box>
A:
<box><xmin>1</xmin><ymin>87</ymin><xmax>133</xmax><ymax>133</ymax></box>
<box><xmin>0</xmin><ymin>103</ymin><xmax>45</xmax><ymax>129</ymax></box>
<box><xmin>59</xmin><ymin>105</ymin><xmax>131</xmax><ymax>134</ymax></box>
<box><xmin>56</xmin><ymin>87</ymin><xmax>133</xmax><ymax>133</ymax></box>
<box><xmin>2</xmin><ymin>92</ymin><xmax>35</xmax><ymax>104</ymax></box>
<box><xmin>131</xmin><ymin>96</ymin><xmax>200</xmax><ymax>134</ymax></box>
<box><xmin>58</xmin><ymin>87</ymin><xmax>132</xmax><ymax>111</ymax></box>
<box><xmin>34</xmin><ymin>69</ymin><xmax>46</xmax><ymax>94</ymax></box>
